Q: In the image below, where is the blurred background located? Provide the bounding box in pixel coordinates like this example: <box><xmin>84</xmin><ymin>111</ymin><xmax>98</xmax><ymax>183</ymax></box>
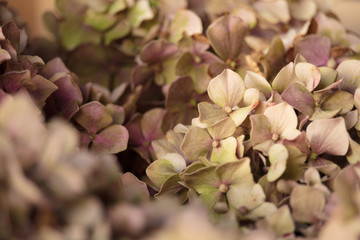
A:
<box><xmin>8</xmin><ymin>0</ymin><xmax>360</xmax><ymax>39</ymax></box>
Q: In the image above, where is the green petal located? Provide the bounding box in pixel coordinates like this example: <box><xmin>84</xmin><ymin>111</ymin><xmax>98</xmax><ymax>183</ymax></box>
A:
<box><xmin>321</xmin><ymin>91</ymin><xmax>354</xmax><ymax>115</ymax></box>
<box><xmin>346</xmin><ymin>137</ymin><xmax>360</xmax><ymax>164</ymax></box>
<box><xmin>207</xmin><ymin>117</ymin><xmax>236</xmax><ymax>140</ymax></box>
<box><xmin>84</xmin><ymin>8</ymin><xmax>117</xmax><ymax>31</ymax></box>
<box><xmin>59</xmin><ymin>16</ymin><xmax>101</xmax><ymax>51</ymax></box>
<box><xmin>316</xmin><ymin>67</ymin><xmax>337</xmax><ymax>90</ymax></box>
<box><xmin>182</xmin><ymin>165</ymin><xmax>221</xmax><ymax>208</ymax></box>
<box><xmin>211</xmin><ymin>137</ymin><xmax>238</xmax><ymax>164</ymax></box>
<box><xmin>181</xmin><ymin>126</ymin><xmax>212</xmax><ymax>161</ymax></box>
<box><xmin>146</xmin><ymin>159</ymin><xmax>179</xmax><ymax>188</ymax></box>
<box><xmin>104</xmin><ymin>17</ymin><xmax>131</xmax><ymax>45</ymax></box>
<box><xmin>216</xmin><ymin>158</ymin><xmax>254</xmax><ymax>186</ymax></box>
<box><xmin>108</xmin><ymin>0</ymin><xmax>127</xmax><ymax>14</ymax></box>
<box><xmin>129</xmin><ymin>0</ymin><xmax>154</xmax><ymax>28</ymax></box>
<box><xmin>272</xmin><ymin>62</ymin><xmax>295</xmax><ymax>93</ymax></box>
<box><xmin>250</xmin><ymin>114</ymin><xmax>272</xmax><ymax>146</ymax></box>
<box><xmin>336</xmin><ymin>60</ymin><xmax>360</xmax><ymax>94</ymax></box>
<box><xmin>198</xmin><ymin>102</ymin><xmax>228</xmax><ymax>127</ymax></box>
<box><xmin>169</xmin><ymin>9</ymin><xmax>203</xmax><ymax>43</ymax></box>
<box><xmin>244</xmin><ymin>71</ymin><xmax>272</xmax><ymax>99</ymax></box>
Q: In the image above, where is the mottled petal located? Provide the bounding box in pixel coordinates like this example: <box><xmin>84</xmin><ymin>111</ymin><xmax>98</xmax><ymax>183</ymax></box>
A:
<box><xmin>74</xmin><ymin>101</ymin><xmax>113</xmax><ymax>135</ymax></box>
<box><xmin>92</xmin><ymin>125</ymin><xmax>129</xmax><ymax>153</ymax></box>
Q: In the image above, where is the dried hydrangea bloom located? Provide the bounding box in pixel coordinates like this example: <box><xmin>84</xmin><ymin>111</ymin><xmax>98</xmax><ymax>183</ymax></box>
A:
<box><xmin>74</xmin><ymin>101</ymin><xmax>129</xmax><ymax>154</ymax></box>
<box><xmin>250</xmin><ymin>102</ymin><xmax>301</xmax><ymax>155</ymax></box>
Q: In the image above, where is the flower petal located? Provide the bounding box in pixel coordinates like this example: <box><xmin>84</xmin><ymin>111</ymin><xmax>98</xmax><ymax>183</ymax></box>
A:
<box><xmin>336</xmin><ymin>59</ymin><xmax>360</xmax><ymax>94</ymax></box>
<box><xmin>92</xmin><ymin>125</ymin><xmax>129</xmax><ymax>153</ymax></box>
<box><xmin>290</xmin><ymin>185</ymin><xmax>325</xmax><ymax>223</ymax></box>
<box><xmin>264</xmin><ymin>102</ymin><xmax>298</xmax><ymax>136</ymax></box>
<box><xmin>244</xmin><ymin>71</ymin><xmax>272</xmax><ymax>99</ymax></box>
<box><xmin>210</xmin><ymin>137</ymin><xmax>238</xmax><ymax>164</ymax></box>
<box><xmin>74</xmin><ymin>101</ymin><xmax>112</xmax><ymax>135</ymax></box>
<box><xmin>306</xmin><ymin>117</ymin><xmax>349</xmax><ymax>155</ymax></box>
<box><xmin>267</xmin><ymin>144</ymin><xmax>288</xmax><ymax>182</ymax></box>
<box><xmin>169</xmin><ymin>9</ymin><xmax>203</xmax><ymax>43</ymax></box>
<box><xmin>198</xmin><ymin>102</ymin><xmax>228</xmax><ymax>127</ymax></box>
<box><xmin>146</xmin><ymin>159</ymin><xmax>179</xmax><ymax>188</ymax></box>
<box><xmin>207</xmin><ymin>69</ymin><xmax>245</xmax><ymax>109</ymax></box>
<box><xmin>206</xmin><ymin>14</ymin><xmax>248</xmax><ymax>60</ymax></box>
<box><xmin>272</xmin><ymin>62</ymin><xmax>295</xmax><ymax>93</ymax></box>
<box><xmin>294</xmin><ymin>35</ymin><xmax>330</xmax><ymax>66</ymax></box>
<box><xmin>281</xmin><ymin>83</ymin><xmax>315</xmax><ymax>116</ymax></box>
<box><xmin>295</xmin><ymin>62</ymin><xmax>321</xmax><ymax>91</ymax></box>
<box><xmin>181</xmin><ymin>126</ymin><xmax>212</xmax><ymax>161</ymax></box>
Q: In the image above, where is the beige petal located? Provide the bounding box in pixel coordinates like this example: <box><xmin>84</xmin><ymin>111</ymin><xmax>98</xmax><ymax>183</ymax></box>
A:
<box><xmin>207</xmin><ymin>69</ymin><xmax>245</xmax><ymax>109</ymax></box>
<box><xmin>267</xmin><ymin>144</ymin><xmax>288</xmax><ymax>182</ymax></box>
<box><xmin>264</xmin><ymin>102</ymin><xmax>298</xmax><ymax>136</ymax></box>
<box><xmin>295</xmin><ymin>62</ymin><xmax>321</xmax><ymax>91</ymax></box>
<box><xmin>306</xmin><ymin>117</ymin><xmax>349</xmax><ymax>155</ymax></box>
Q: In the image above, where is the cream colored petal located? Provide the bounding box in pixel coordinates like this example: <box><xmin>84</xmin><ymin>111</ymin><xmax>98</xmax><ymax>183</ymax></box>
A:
<box><xmin>207</xmin><ymin>69</ymin><xmax>245</xmax><ymax>109</ymax></box>
<box><xmin>264</xmin><ymin>102</ymin><xmax>298</xmax><ymax>135</ymax></box>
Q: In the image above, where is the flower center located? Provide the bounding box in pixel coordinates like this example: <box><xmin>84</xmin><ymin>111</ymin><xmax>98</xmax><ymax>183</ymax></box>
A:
<box><xmin>272</xmin><ymin>133</ymin><xmax>279</xmax><ymax>141</ymax></box>
<box><xmin>310</xmin><ymin>151</ymin><xmax>318</xmax><ymax>160</ymax></box>
<box><xmin>219</xmin><ymin>183</ymin><xmax>229</xmax><ymax>193</ymax></box>
<box><xmin>212</xmin><ymin>140</ymin><xmax>220</xmax><ymax>148</ymax></box>
<box><xmin>224</xmin><ymin>106</ymin><xmax>232</xmax><ymax>113</ymax></box>
<box><xmin>194</xmin><ymin>55</ymin><xmax>202</xmax><ymax>63</ymax></box>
